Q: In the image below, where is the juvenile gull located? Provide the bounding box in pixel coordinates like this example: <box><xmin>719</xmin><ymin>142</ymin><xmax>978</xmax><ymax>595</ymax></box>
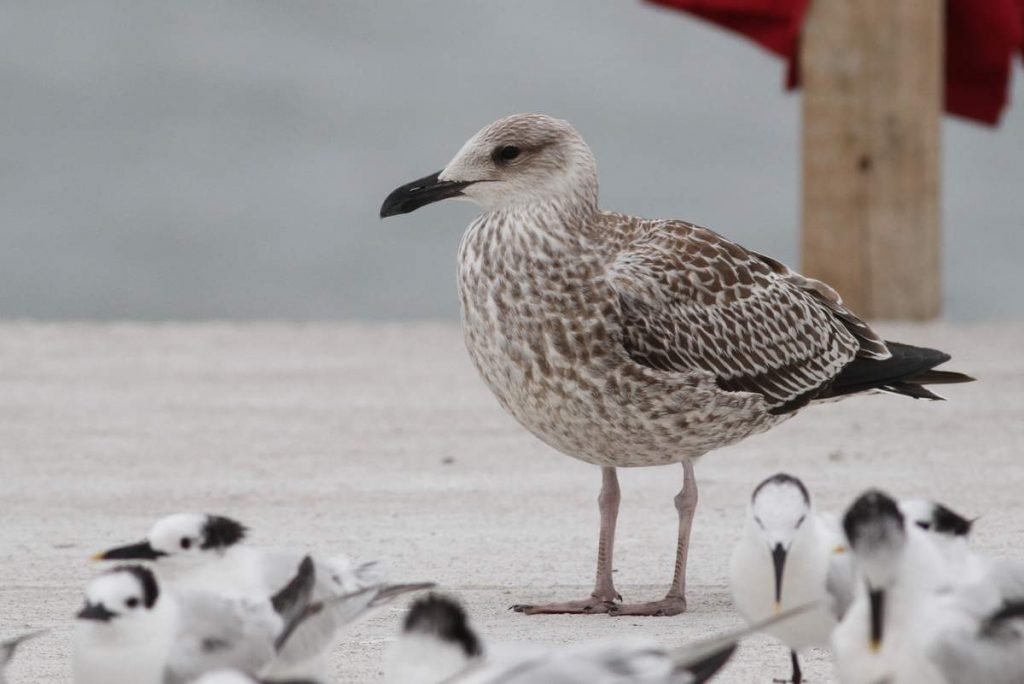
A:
<box><xmin>380</xmin><ymin>113</ymin><xmax>973</xmax><ymax>616</ymax></box>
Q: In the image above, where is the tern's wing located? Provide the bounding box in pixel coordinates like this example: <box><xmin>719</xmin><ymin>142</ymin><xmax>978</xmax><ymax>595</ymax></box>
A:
<box><xmin>449</xmin><ymin>637</ymin><xmax>688</xmax><ymax>684</ymax></box>
<box><xmin>815</xmin><ymin>512</ymin><xmax>855</xmax><ymax>620</ymax></box>
<box><xmin>825</xmin><ymin>555</ymin><xmax>855</xmax><ymax>621</ymax></box>
<box><xmin>274</xmin><ymin>578</ymin><xmax>435</xmax><ymax>669</ymax></box>
<box><xmin>191</xmin><ymin>668</ymin><xmax>322</xmax><ymax>684</ymax></box>
<box><xmin>986</xmin><ymin>558</ymin><xmax>1024</xmax><ymax>602</ymax></box>
<box><xmin>165</xmin><ymin>592</ymin><xmax>281</xmax><ymax>684</ymax></box>
<box><xmin>1</xmin><ymin>630</ymin><xmax>46</xmax><ymax>683</ymax></box>
<box><xmin>667</xmin><ymin>603</ymin><xmax>818</xmax><ymax>683</ymax></box>
<box><xmin>930</xmin><ymin>600</ymin><xmax>1024</xmax><ymax>684</ymax></box>
<box><xmin>269</xmin><ymin>555</ymin><xmax>381</xmax><ymax>668</ymax></box>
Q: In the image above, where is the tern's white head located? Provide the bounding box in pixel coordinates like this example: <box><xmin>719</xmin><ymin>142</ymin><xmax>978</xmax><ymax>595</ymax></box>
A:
<box><xmin>76</xmin><ymin>565</ymin><xmax>163</xmax><ymax>634</ymax></box>
<box><xmin>385</xmin><ymin>593</ymin><xmax>481</xmax><ymax>684</ymax></box>
<box><xmin>94</xmin><ymin>513</ymin><xmax>248</xmax><ymax>577</ymax></box>
<box><xmin>899</xmin><ymin>499</ymin><xmax>973</xmax><ymax>538</ymax></box>
<box><xmin>750</xmin><ymin>473</ymin><xmax>813</xmax><ymax>550</ymax></box>
<box><xmin>747</xmin><ymin>473</ymin><xmax>813</xmax><ymax>609</ymax></box>
<box><xmin>380</xmin><ymin>113</ymin><xmax>599</xmax><ymax>217</ymax></box>
<box><xmin>843</xmin><ymin>489</ymin><xmax>909</xmax><ymax>653</ymax></box>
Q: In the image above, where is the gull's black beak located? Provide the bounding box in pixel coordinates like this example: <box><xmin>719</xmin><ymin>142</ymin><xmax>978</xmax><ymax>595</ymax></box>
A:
<box><xmin>868</xmin><ymin>588</ymin><xmax>885</xmax><ymax>652</ymax></box>
<box><xmin>77</xmin><ymin>602</ymin><xmax>116</xmax><ymax>622</ymax></box>
<box><xmin>379</xmin><ymin>171</ymin><xmax>473</xmax><ymax>218</ymax></box>
<box><xmin>771</xmin><ymin>543</ymin><xmax>787</xmax><ymax>612</ymax></box>
<box><xmin>92</xmin><ymin>540</ymin><xmax>165</xmax><ymax>561</ymax></box>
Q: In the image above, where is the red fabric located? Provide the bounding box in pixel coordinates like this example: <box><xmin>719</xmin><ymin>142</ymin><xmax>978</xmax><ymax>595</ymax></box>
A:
<box><xmin>647</xmin><ymin>0</ymin><xmax>1024</xmax><ymax>125</ymax></box>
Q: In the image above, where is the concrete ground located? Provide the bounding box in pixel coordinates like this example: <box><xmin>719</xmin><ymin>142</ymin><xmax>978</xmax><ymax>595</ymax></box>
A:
<box><xmin>0</xmin><ymin>322</ymin><xmax>1020</xmax><ymax>683</ymax></box>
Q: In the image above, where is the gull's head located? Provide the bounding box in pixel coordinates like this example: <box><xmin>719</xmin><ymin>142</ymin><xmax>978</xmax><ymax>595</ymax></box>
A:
<box><xmin>384</xmin><ymin>593</ymin><xmax>481</xmax><ymax>684</ymax></box>
<box><xmin>76</xmin><ymin>565</ymin><xmax>160</xmax><ymax>628</ymax></box>
<box><xmin>899</xmin><ymin>499</ymin><xmax>973</xmax><ymax>538</ymax></box>
<box><xmin>749</xmin><ymin>474</ymin><xmax>812</xmax><ymax>609</ymax></box>
<box><xmin>380</xmin><ymin>113</ymin><xmax>598</xmax><ymax>217</ymax></box>
<box><xmin>93</xmin><ymin>513</ymin><xmax>247</xmax><ymax>570</ymax></box>
<box><xmin>844</xmin><ymin>490</ymin><xmax>907</xmax><ymax>653</ymax></box>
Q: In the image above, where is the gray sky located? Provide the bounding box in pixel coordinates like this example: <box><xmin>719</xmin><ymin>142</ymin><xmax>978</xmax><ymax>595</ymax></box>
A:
<box><xmin>2</xmin><ymin>1</ymin><xmax>1022</xmax><ymax>320</ymax></box>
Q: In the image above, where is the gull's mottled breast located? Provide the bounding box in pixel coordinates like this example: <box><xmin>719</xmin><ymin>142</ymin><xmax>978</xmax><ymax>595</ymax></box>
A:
<box><xmin>456</xmin><ymin>207</ymin><xmax>782</xmax><ymax>467</ymax></box>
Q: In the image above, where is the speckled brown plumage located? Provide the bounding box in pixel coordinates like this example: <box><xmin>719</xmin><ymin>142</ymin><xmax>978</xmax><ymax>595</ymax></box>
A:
<box><xmin>381</xmin><ymin>113</ymin><xmax>971</xmax><ymax>616</ymax></box>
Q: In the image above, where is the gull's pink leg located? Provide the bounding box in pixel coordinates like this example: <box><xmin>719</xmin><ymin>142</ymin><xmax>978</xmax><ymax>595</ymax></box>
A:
<box><xmin>512</xmin><ymin>467</ymin><xmax>622</xmax><ymax>615</ymax></box>
<box><xmin>611</xmin><ymin>459</ymin><xmax>697</xmax><ymax>617</ymax></box>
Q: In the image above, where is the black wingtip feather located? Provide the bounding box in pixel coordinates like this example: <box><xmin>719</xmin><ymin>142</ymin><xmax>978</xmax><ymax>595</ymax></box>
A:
<box><xmin>686</xmin><ymin>642</ymin><xmax>738</xmax><ymax>683</ymax></box>
<box><xmin>821</xmin><ymin>340</ymin><xmax>973</xmax><ymax>402</ymax></box>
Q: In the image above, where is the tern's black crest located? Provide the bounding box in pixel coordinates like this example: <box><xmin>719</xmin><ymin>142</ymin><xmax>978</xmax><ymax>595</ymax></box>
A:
<box><xmin>404</xmin><ymin>593</ymin><xmax>482</xmax><ymax>657</ymax></box>
<box><xmin>200</xmin><ymin>515</ymin><xmax>247</xmax><ymax>550</ymax></box>
<box><xmin>843</xmin><ymin>489</ymin><xmax>904</xmax><ymax>546</ymax></box>
<box><xmin>928</xmin><ymin>503</ymin><xmax>973</xmax><ymax>537</ymax></box>
<box><xmin>113</xmin><ymin>564</ymin><xmax>159</xmax><ymax>608</ymax></box>
<box><xmin>752</xmin><ymin>473</ymin><xmax>810</xmax><ymax>505</ymax></box>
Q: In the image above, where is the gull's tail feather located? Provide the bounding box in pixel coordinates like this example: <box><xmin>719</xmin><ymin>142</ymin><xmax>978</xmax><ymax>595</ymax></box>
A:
<box><xmin>823</xmin><ymin>341</ymin><xmax>974</xmax><ymax>401</ymax></box>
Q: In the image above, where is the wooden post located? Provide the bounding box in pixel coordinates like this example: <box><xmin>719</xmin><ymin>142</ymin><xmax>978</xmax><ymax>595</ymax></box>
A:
<box><xmin>800</xmin><ymin>0</ymin><xmax>942</xmax><ymax>319</ymax></box>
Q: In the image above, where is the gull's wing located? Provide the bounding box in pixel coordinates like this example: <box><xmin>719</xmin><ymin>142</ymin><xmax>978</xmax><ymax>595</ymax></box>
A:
<box><xmin>164</xmin><ymin>592</ymin><xmax>283</xmax><ymax>684</ymax></box>
<box><xmin>605</xmin><ymin>220</ymin><xmax>888</xmax><ymax>413</ymax></box>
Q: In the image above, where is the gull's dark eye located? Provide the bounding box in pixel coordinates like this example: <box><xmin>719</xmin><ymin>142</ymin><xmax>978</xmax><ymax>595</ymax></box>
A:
<box><xmin>126</xmin><ymin>597</ymin><xmax>139</xmax><ymax>608</ymax></box>
<box><xmin>180</xmin><ymin>537</ymin><xmax>192</xmax><ymax>550</ymax></box>
<box><xmin>494</xmin><ymin>145</ymin><xmax>521</xmax><ymax>163</ymax></box>
<box><xmin>916</xmin><ymin>521</ymin><xmax>932</xmax><ymax>531</ymax></box>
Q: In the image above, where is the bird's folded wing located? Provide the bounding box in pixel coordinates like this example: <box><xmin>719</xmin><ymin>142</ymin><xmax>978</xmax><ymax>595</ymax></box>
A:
<box><xmin>448</xmin><ymin>637</ymin><xmax>673</xmax><ymax>684</ymax></box>
<box><xmin>929</xmin><ymin>601</ymin><xmax>1024</xmax><ymax>684</ymax></box>
<box><xmin>605</xmin><ymin>221</ymin><xmax>885</xmax><ymax>412</ymax></box>
<box><xmin>166</xmin><ymin>593</ymin><xmax>279</xmax><ymax>684</ymax></box>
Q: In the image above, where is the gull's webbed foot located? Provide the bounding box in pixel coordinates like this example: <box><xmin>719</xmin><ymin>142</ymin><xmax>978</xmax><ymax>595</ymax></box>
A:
<box><xmin>607</xmin><ymin>595</ymin><xmax>686</xmax><ymax>617</ymax></box>
<box><xmin>511</xmin><ymin>591</ymin><xmax>622</xmax><ymax>615</ymax></box>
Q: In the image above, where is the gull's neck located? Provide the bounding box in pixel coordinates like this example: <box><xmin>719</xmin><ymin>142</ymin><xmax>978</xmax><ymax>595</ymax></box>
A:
<box><xmin>476</xmin><ymin>195</ymin><xmax>598</xmax><ymax>255</ymax></box>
